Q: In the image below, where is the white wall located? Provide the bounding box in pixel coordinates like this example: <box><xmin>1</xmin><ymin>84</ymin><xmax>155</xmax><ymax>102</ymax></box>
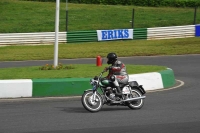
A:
<box><xmin>0</xmin><ymin>79</ymin><xmax>32</xmax><ymax>98</ymax></box>
<box><xmin>129</xmin><ymin>72</ymin><xmax>164</xmax><ymax>91</ymax></box>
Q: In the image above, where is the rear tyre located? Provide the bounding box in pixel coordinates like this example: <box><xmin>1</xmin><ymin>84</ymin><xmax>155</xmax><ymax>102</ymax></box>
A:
<box><xmin>128</xmin><ymin>89</ymin><xmax>144</xmax><ymax>109</ymax></box>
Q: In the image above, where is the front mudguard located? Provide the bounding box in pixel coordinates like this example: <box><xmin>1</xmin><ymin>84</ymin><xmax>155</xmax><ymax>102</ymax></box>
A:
<box><xmin>84</xmin><ymin>89</ymin><xmax>106</xmax><ymax>104</ymax></box>
<box><xmin>84</xmin><ymin>89</ymin><xmax>103</xmax><ymax>96</ymax></box>
<box><xmin>84</xmin><ymin>89</ymin><xmax>93</xmax><ymax>92</ymax></box>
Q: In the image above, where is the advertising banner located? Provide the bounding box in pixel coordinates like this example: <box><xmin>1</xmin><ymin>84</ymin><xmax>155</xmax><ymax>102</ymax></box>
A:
<box><xmin>195</xmin><ymin>24</ymin><xmax>200</xmax><ymax>37</ymax></box>
<box><xmin>97</xmin><ymin>29</ymin><xmax>133</xmax><ymax>41</ymax></box>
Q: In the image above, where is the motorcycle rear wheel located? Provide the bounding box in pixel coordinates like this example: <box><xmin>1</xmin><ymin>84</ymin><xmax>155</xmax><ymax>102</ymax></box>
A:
<box><xmin>81</xmin><ymin>90</ymin><xmax>103</xmax><ymax>113</ymax></box>
<box><xmin>127</xmin><ymin>88</ymin><xmax>144</xmax><ymax>109</ymax></box>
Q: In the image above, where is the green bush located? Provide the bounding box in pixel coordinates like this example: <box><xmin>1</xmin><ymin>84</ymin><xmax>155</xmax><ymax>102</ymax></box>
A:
<box><xmin>39</xmin><ymin>63</ymin><xmax>75</xmax><ymax>70</ymax></box>
<box><xmin>22</xmin><ymin>0</ymin><xmax>200</xmax><ymax>7</ymax></box>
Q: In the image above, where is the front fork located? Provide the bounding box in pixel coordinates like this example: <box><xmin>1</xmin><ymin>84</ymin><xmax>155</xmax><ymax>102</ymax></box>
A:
<box><xmin>92</xmin><ymin>85</ymin><xmax>98</xmax><ymax>102</ymax></box>
<box><xmin>92</xmin><ymin>91</ymin><xmax>97</xmax><ymax>102</ymax></box>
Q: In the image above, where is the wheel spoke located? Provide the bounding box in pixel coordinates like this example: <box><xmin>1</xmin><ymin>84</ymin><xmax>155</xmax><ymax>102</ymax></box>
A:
<box><xmin>127</xmin><ymin>89</ymin><xmax>144</xmax><ymax>109</ymax></box>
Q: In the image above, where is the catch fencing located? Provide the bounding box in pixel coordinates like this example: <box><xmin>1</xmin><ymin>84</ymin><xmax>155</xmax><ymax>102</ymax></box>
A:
<box><xmin>0</xmin><ymin>25</ymin><xmax>199</xmax><ymax>45</ymax></box>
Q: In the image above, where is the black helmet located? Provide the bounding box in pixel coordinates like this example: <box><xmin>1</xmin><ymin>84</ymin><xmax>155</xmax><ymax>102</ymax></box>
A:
<box><xmin>107</xmin><ymin>53</ymin><xmax>117</xmax><ymax>64</ymax></box>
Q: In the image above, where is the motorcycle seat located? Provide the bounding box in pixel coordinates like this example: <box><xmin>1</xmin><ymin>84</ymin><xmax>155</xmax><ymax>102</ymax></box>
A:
<box><xmin>119</xmin><ymin>83</ymin><xmax>127</xmax><ymax>88</ymax></box>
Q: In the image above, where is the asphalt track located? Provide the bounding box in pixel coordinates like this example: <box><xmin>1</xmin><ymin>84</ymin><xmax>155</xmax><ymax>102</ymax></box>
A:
<box><xmin>0</xmin><ymin>54</ymin><xmax>200</xmax><ymax>133</ymax></box>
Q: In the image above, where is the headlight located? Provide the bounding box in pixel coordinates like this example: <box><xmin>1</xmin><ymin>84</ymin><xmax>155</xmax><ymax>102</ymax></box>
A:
<box><xmin>90</xmin><ymin>79</ymin><xmax>98</xmax><ymax>85</ymax></box>
<box><xmin>90</xmin><ymin>79</ymin><xmax>95</xmax><ymax>85</ymax></box>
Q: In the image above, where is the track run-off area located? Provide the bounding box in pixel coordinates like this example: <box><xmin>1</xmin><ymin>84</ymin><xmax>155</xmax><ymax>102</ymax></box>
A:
<box><xmin>0</xmin><ymin>54</ymin><xmax>200</xmax><ymax>133</ymax></box>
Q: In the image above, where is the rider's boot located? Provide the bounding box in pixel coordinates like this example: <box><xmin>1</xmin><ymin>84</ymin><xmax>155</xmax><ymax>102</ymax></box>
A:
<box><xmin>115</xmin><ymin>86</ymin><xmax>122</xmax><ymax>98</ymax></box>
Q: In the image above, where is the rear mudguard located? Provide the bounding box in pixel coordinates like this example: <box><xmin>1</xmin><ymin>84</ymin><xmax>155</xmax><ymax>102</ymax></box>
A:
<box><xmin>132</xmin><ymin>85</ymin><xmax>146</xmax><ymax>95</ymax></box>
<box><xmin>129</xmin><ymin>81</ymin><xmax>146</xmax><ymax>95</ymax></box>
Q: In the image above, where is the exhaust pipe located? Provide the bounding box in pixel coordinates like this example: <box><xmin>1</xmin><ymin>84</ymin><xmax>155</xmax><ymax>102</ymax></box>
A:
<box><xmin>123</xmin><ymin>96</ymin><xmax>146</xmax><ymax>102</ymax></box>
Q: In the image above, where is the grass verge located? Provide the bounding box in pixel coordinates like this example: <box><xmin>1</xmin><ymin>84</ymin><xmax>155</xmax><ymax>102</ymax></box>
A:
<box><xmin>0</xmin><ymin>37</ymin><xmax>200</xmax><ymax>61</ymax></box>
<box><xmin>0</xmin><ymin>64</ymin><xmax>167</xmax><ymax>79</ymax></box>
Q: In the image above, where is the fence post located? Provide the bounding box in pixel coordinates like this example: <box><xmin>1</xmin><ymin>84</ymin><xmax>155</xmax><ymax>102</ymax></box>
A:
<box><xmin>66</xmin><ymin>0</ymin><xmax>68</xmax><ymax>32</ymax></box>
<box><xmin>132</xmin><ymin>8</ymin><xmax>135</xmax><ymax>29</ymax></box>
<box><xmin>193</xmin><ymin>6</ymin><xmax>197</xmax><ymax>25</ymax></box>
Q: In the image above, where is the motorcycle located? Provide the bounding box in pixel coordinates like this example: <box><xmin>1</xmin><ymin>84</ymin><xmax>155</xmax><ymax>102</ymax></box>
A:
<box><xmin>81</xmin><ymin>70</ymin><xmax>146</xmax><ymax>113</ymax></box>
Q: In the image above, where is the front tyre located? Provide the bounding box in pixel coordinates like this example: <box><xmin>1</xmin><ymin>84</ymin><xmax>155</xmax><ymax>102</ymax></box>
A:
<box><xmin>128</xmin><ymin>88</ymin><xmax>144</xmax><ymax>110</ymax></box>
<box><xmin>81</xmin><ymin>90</ymin><xmax>103</xmax><ymax>113</ymax></box>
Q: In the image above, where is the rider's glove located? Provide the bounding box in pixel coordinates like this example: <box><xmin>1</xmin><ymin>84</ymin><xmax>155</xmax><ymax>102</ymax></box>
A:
<box><xmin>108</xmin><ymin>66</ymin><xmax>112</xmax><ymax>70</ymax></box>
<box><xmin>104</xmin><ymin>66</ymin><xmax>112</xmax><ymax>72</ymax></box>
<box><xmin>104</xmin><ymin>67</ymin><xmax>108</xmax><ymax>72</ymax></box>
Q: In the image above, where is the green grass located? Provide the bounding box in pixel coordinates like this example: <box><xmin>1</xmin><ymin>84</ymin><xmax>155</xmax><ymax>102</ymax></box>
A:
<box><xmin>0</xmin><ymin>37</ymin><xmax>200</xmax><ymax>61</ymax></box>
<box><xmin>0</xmin><ymin>64</ymin><xmax>167</xmax><ymax>79</ymax></box>
<box><xmin>0</xmin><ymin>0</ymin><xmax>199</xmax><ymax>33</ymax></box>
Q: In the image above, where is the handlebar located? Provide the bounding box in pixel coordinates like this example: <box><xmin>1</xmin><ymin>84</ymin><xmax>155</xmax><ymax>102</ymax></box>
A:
<box><xmin>102</xmin><ymin>70</ymin><xmax>106</xmax><ymax>73</ymax></box>
<box><xmin>97</xmin><ymin>70</ymin><xmax>106</xmax><ymax>80</ymax></box>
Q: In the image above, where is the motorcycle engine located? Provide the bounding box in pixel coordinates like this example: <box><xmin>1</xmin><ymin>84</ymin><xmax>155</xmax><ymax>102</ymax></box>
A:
<box><xmin>109</xmin><ymin>93</ymin><xmax>115</xmax><ymax>99</ymax></box>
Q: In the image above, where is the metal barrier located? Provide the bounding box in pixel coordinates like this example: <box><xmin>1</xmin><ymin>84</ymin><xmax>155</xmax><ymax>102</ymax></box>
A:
<box><xmin>0</xmin><ymin>25</ymin><xmax>198</xmax><ymax>45</ymax></box>
<box><xmin>147</xmin><ymin>25</ymin><xmax>195</xmax><ymax>40</ymax></box>
<box><xmin>67</xmin><ymin>30</ymin><xmax>97</xmax><ymax>43</ymax></box>
<box><xmin>0</xmin><ymin>32</ymin><xmax>66</xmax><ymax>45</ymax></box>
<box><xmin>134</xmin><ymin>28</ymin><xmax>147</xmax><ymax>40</ymax></box>
<box><xmin>67</xmin><ymin>28</ymin><xmax>147</xmax><ymax>43</ymax></box>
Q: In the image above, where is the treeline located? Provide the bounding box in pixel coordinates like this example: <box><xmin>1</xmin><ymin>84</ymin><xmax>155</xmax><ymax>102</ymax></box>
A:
<box><xmin>23</xmin><ymin>0</ymin><xmax>200</xmax><ymax>7</ymax></box>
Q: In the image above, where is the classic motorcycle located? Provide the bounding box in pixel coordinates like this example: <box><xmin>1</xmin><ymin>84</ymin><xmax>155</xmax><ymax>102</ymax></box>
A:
<box><xmin>81</xmin><ymin>70</ymin><xmax>146</xmax><ymax>112</ymax></box>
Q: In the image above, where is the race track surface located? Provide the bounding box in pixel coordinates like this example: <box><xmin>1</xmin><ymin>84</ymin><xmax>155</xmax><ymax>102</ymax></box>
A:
<box><xmin>0</xmin><ymin>54</ymin><xmax>200</xmax><ymax>133</ymax></box>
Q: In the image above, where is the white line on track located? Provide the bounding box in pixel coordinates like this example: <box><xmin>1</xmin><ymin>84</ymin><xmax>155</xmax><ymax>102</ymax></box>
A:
<box><xmin>147</xmin><ymin>79</ymin><xmax>184</xmax><ymax>93</ymax></box>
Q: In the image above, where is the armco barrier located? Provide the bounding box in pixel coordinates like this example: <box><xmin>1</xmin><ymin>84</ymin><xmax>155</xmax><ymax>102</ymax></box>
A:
<box><xmin>147</xmin><ymin>25</ymin><xmax>195</xmax><ymax>40</ymax></box>
<box><xmin>0</xmin><ymin>25</ymin><xmax>199</xmax><ymax>45</ymax></box>
<box><xmin>0</xmin><ymin>69</ymin><xmax>175</xmax><ymax>98</ymax></box>
<box><xmin>66</xmin><ymin>28</ymin><xmax>147</xmax><ymax>43</ymax></box>
<box><xmin>0</xmin><ymin>32</ymin><xmax>66</xmax><ymax>45</ymax></box>
<box><xmin>133</xmin><ymin>28</ymin><xmax>147</xmax><ymax>40</ymax></box>
<box><xmin>0</xmin><ymin>28</ymin><xmax>148</xmax><ymax>45</ymax></box>
<box><xmin>67</xmin><ymin>30</ymin><xmax>98</xmax><ymax>43</ymax></box>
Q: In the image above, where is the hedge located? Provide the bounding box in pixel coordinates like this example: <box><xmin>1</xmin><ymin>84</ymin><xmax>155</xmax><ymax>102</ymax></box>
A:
<box><xmin>22</xmin><ymin>0</ymin><xmax>200</xmax><ymax>7</ymax></box>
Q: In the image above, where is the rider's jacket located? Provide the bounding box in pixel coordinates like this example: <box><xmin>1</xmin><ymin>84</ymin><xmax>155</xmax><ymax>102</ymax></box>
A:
<box><xmin>107</xmin><ymin>60</ymin><xmax>129</xmax><ymax>84</ymax></box>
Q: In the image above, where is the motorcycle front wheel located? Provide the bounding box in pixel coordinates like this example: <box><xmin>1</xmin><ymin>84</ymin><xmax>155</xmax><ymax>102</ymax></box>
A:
<box><xmin>127</xmin><ymin>88</ymin><xmax>144</xmax><ymax>110</ymax></box>
<box><xmin>81</xmin><ymin>90</ymin><xmax>103</xmax><ymax>113</ymax></box>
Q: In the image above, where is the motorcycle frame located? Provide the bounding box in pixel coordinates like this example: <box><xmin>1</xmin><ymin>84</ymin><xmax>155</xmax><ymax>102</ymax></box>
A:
<box><xmin>84</xmin><ymin>71</ymin><xmax>146</xmax><ymax>103</ymax></box>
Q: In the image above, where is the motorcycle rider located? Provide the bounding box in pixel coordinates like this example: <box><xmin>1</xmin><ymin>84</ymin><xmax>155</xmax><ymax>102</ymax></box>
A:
<box><xmin>104</xmin><ymin>52</ymin><xmax>129</xmax><ymax>98</ymax></box>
